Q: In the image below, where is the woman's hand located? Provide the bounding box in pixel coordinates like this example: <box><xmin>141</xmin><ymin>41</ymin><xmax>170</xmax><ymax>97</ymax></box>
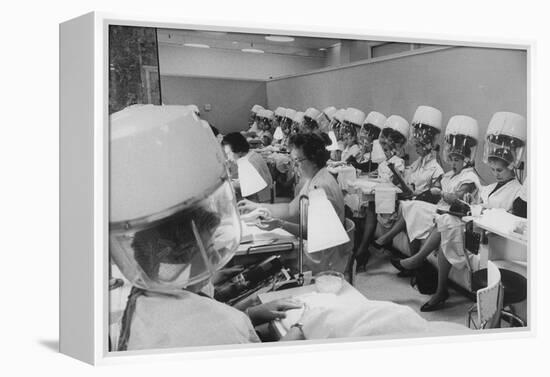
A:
<box><xmin>237</xmin><ymin>199</ymin><xmax>260</xmax><ymax>214</ymax></box>
<box><xmin>257</xmin><ymin>218</ymin><xmax>282</xmax><ymax>231</ymax></box>
<box><xmin>247</xmin><ymin>298</ymin><xmax>303</xmax><ymax>326</ymax></box>
<box><xmin>240</xmin><ymin>208</ymin><xmax>272</xmax><ymax>224</ymax></box>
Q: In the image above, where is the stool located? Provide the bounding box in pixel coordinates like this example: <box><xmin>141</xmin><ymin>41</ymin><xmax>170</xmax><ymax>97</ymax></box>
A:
<box><xmin>471</xmin><ymin>268</ymin><xmax>527</xmax><ymax>327</ymax></box>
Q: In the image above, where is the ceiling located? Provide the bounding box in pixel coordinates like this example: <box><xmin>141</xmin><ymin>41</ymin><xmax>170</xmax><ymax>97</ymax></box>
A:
<box><xmin>157</xmin><ymin>28</ymin><xmax>373</xmax><ymax>58</ymax></box>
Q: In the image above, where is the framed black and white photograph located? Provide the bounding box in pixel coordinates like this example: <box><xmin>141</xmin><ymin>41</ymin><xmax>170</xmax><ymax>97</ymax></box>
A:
<box><xmin>60</xmin><ymin>11</ymin><xmax>532</xmax><ymax>365</ymax></box>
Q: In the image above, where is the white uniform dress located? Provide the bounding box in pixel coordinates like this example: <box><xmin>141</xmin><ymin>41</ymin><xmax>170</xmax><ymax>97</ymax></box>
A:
<box><xmin>436</xmin><ymin>178</ymin><xmax>523</xmax><ymax>267</ymax></box>
<box><xmin>400</xmin><ymin>167</ymin><xmax>481</xmax><ymax>241</ymax></box>
<box><xmin>288</xmin><ymin>167</ymin><xmax>348</xmax><ymax>274</ymax></box>
<box><xmin>120</xmin><ymin>290</ymin><xmax>260</xmax><ymax>351</ymax></box>
<box><xmin>406</xmin><ymin>154</ymin><xmax>445</xmax><ymax>193</ymax></box>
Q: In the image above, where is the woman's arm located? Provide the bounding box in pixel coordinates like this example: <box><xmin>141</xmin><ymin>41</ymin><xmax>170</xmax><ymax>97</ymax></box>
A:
<box><xmin>257</xmin><ymin>218</ymin><xmax>301</xmax><ymax>237</ymax></box>
<box><xmin>278</xmin><ymin>219</ymin><xmax>300</xmax><ymax>237</ymax></box>
<box><xmin>237</xmin><ymin>200</ymin><xmax>290</xmax><ymax>219</ymax></box>
<box><xmin>265</xmin><ymin>203</ymin><xmax>292</xmax><ymax>219</ymax></box>
<box><xmin>347</xmin><ymin>155</ymin><xmax>378</xmax><ymax>173</ymax></box>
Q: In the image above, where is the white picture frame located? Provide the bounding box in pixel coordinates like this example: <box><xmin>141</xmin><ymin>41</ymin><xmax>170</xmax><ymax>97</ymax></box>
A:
<box><xmin>60</xmin><ymin>11</ymin><xmax>534</xmax><ymax>365</ymax></box>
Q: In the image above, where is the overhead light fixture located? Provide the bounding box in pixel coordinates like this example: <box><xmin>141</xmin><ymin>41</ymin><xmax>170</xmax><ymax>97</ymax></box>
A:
<box><xmin>241</xmin><ymin>48</ymin><xmax>264</xmax><ymax>54</ymax></box>
<box><xmin>265</xmin><ymin>35</ymin><xmax>295</xmax><ymax>42</ymax></box>
<box><xmin>183</xmin><ymin>43</ymin><xmax>210</xmax><ymax>48</ymax></box>
<box><xmin>319</xmin><ymin>48</ymin><xmax>326</xmax><ymax>51</ymax></box>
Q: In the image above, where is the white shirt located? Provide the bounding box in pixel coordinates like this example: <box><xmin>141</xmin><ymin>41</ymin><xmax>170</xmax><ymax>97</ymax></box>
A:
<box><xmin>406</xmin><ymin>154</ymin><xmax>445</xmax><ymax>193</ymax></box>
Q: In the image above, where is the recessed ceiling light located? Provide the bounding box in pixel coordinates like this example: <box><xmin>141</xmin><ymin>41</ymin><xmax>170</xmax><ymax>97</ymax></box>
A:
<box><xmin>319</xmin><ymin>48</ymin><xmax>326</xmax><ymax>51</ymax></box>
<box><xmin>241</xmin><ymin>48</ymin><xmax>264</xmax><ymax>54</ymax></box>
<box><xmin>232</xmin><ymin>41</ymin><xmax>239</xmax><ymax>44</ymax></box>
<box><xmin>183</xmin><ymin>43</ymin><xmax>210</xmax><ymax>48</ymax></box>
<box><xmin>265</xmin><ymin>35</ymin><xmax>295</xmax><ymax>42</ymax></box>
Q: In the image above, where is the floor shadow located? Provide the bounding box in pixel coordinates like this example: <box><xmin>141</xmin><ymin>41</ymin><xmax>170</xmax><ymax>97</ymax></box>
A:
<box><xmin>38</xmin><ymin>339</ymin><xmax>59</xmax><ymax>353</ymax></box>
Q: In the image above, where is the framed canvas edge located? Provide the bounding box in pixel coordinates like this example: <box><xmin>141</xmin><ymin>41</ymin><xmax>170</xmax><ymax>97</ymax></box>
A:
<box><xmin>69</xmin><ymin>11</ymin><xmax>536</xmax><ymax>365</ymax></box>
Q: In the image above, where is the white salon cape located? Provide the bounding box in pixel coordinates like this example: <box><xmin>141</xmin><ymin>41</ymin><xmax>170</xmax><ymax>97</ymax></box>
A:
<box><xmin>406</xmin><ymin>154</ymin><xmax>445</xmax><ymax>193</ymax></box>
<box><xmin>294</xmin><ymin>293</ymin><xmax>468</xmax><ymax>340</ymax></box>
<box><xmin>123</xmin><ymin>290</ymin><xmax>260</xmax><ymax>351</ymax></box>
<box><xmin>437</xmin><ymin>178</ymin><xmax>522</xmax><ymax>267</ymax></box>
<box><xmin>400</xmin><ymin>167</ymin><xmax>481</xmax><ymax>241</ymax></box>
<box><xmin>288</xmin><ymin>167</ymin><xmax>348</xmax><ymax>274</ymax></box>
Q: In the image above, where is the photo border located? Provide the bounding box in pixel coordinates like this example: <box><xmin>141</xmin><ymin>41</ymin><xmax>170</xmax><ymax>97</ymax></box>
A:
<box><xmin>80</xmin><ymin>11</ymin><xmax>535</xmax><ymax>365</ymax></box>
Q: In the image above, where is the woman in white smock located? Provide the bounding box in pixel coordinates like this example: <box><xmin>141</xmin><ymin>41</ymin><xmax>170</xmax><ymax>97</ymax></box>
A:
<box><xmin>381</xmin><ymin>115</ymin><xmax>481</xmax><ymax>274</ymax></box>
<box><xmin>353</xmin><ymin>114</ymin><xmax>411</xmax><ymax>269</ymax></box>
<box><xmin>420</xmin><ymin>111</ymin><xmax>527</xmax><ymax>312</ymax></box>
<box><xmin>374</xmin><ymin>106</ymin><xmax>445</xmax><ymax>253</ymax></box>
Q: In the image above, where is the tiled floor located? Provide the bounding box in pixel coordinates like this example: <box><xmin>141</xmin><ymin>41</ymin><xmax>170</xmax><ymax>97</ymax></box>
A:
<box><xmin>352</xmin><ymin>247</ymin><xmax>474</xmax><ymax>326</ymax></box>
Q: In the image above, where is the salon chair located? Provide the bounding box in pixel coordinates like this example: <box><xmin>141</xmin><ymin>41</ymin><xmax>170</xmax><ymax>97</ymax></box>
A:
<box><xmin>465</xmin><ymin>228</ymin><xmax>527</xmax><ymax>327</ymax></box>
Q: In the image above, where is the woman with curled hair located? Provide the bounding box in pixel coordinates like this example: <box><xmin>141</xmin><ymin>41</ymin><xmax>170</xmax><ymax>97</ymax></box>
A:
<box><xmin>238</xmin><ymin>132</ymin><xmax>346</xmax><ymax>273</ymax></box>
<box><xmin>238</xmin><ymin>132</ymin><xmax>345</xmax><ymax>235</ymax></box>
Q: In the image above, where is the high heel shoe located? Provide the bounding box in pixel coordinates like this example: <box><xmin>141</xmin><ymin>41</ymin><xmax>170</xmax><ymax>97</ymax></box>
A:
<box><xmin>420</xmin><ymin>291</ymin><xmax>450</xmax><ymax>312</ymax></box>
<box><xmin>373</xmin><ymin>239</ymin><xmax>391</xmax><ymax>250</ymax></box>
<box><xmin>390</xmin><ymin>257</ymin><xmax>416</xmax><ymax>277</ymax></box>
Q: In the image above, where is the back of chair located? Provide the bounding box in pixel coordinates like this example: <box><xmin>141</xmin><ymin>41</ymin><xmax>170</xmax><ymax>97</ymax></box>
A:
<box><xmin>476</xmin><ymin>260</ymin><xmax>502</xmax><ymax>328</ymax></box>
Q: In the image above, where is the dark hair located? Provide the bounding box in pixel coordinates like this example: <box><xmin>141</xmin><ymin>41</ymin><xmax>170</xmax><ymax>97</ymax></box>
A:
<box><xmin>222</xmin><ymin>132</ymin><xmax>250</xmax><ymax>154</ymax></box>
<box><xmin>288</xmin><ymin>133</ymin><xmax>330</xmax><ymax>168</ymax></box>
<box><xmin>388</xmin><ymin>129</ymin><xmax>407</xmax><ymax>147</ymax></box>
<box><xmin>380</xmin><ymin>128</ymin><xmax>393</xmax><ymax>139</ymax></box>
<box><xmin>362</xmin><ymin>123</ymin><xmax>382</xmax><ymax>140</ymax></box>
